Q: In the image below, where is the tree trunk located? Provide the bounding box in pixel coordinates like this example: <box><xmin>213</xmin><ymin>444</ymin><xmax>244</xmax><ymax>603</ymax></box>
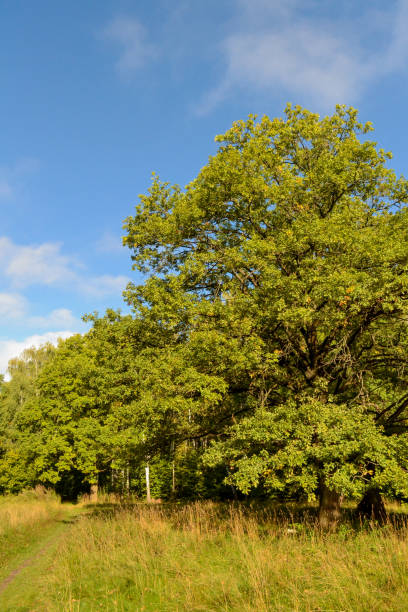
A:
<box><xmin>318</xmin><ymin>484</ymin><xmax>342</xmax><ymax>529</ymax></box>
<box><xmin>357</xmin><ymin>488</ymin><xmax>387</xmax><ymax>523</ymax></box>
<box><xmin>90</xmin><ymin>483</ymin><xmax>98</xmax><ymax>503</ymax></box>
<box><xmin>145</xmin><ymin>464</ymin><xmax>151</xmax><ymax>503</ymax></box>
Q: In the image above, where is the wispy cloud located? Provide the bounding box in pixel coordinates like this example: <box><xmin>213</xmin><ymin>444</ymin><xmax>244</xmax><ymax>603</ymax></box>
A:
<box><xmin>5</xmin><ymin>240</ymin><xmax>78</xmax><ymax>288</ymax></box>
<box><xmin>0</xmin><ymin>158</ymin><xmax>40</xmax><ymax>202</ymax></box>
<box><xmin>0</xmin><ymin>292</ymin><xmax>27</xmax><ymax>320</ymax></box>
<box><xmin>101</xmin><ymin>16</ymin><xmax>157</xmax><ymax>78</ymax></box>
<box><xmin>0</xmin><ymin>289</ymin><xmax>83</xmax><ymax>333</ymax></box>
<box><xmin>0</xmin><ymin>236</ymin><xmax>130</xmax><ymax>297</ymax></box>
<box><xmin>95</xmin><ymin>230</ymin><xmax>124</xmax><ymax>254</ymax></box>
<box><xmin>198</xmin><ymin>0</ymin><xmax>408</xmax><ymax>113</ymax></box>
<box><xmin>384</xmin><ymin>0</ymin><xmax>408</xmax><ymax>71</ymax></box>
<box><xmin>29</xmin><ymin>308</ymin><xmax>81</xmax><ymax>330</ymax></box>
<box><xmin>79</xmin><ymin>274</ymin><xmax>130</xmax><ymax>298</ymax></box>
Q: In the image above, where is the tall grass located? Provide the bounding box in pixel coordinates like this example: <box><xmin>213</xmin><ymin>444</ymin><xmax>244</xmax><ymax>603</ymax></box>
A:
<box><xmin>41</xmin><ymin>501</ymin><xmax>408</xmax><ymax>611</ymax></box>
<box><xmin>0</xmin><ymin>486</ymin><xmax>61</xmax><ymax>536</ymax></box>
<box><xmin>0</xmin><ymin>487</ymin><xmax>63</xmax><ymax>573</ymax></box>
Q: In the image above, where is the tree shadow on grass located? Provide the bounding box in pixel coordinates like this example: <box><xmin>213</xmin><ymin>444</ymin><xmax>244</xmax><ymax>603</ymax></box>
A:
<box><xmin>79</xmin><ymin>499</ymin><xmax>408</xmax><ymax>536</ymax></box>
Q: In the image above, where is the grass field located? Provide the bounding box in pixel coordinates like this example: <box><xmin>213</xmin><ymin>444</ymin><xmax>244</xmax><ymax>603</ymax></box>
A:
<box><xmin>2</xmin><ymin>495</ymin><xmax>408</xmax><ymax>611</ymax></box>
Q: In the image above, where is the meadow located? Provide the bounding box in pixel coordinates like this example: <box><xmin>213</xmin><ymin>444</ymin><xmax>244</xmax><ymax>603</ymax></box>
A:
<box><xmin>2</xmin><ymin>493</ymin><xmax>408</xmax><ymax>611</ymax></box>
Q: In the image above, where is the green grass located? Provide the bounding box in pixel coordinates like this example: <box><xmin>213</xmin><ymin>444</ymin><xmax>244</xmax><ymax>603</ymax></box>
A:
<box><xmin>0</xmin><ymin>488</ymin><xmax>82</xmax><ymax>611</ymax></box>
<box><xmin>32</xmin><ymin>501</ymin><xmax>408</xmax><ymax>612</ymax></box>
<box><xmin>2</xmin><ymin>497</ymin><xmax>408</xmax><ymax>610</ymax></box>
<box><xmin>0</xmin><ymin>488</ymin><xmax>64</xmax><ymax>575</ymax></box>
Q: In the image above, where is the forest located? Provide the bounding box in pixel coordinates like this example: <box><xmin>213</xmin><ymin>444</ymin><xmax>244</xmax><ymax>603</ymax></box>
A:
<box><xmin>2</xmin><ymin>104</ymin><xmax>408</xmax><ymax>529</ymax></box>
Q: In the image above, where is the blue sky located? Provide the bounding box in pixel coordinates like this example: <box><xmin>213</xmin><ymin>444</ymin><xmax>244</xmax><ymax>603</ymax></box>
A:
<box><xmin>1</xmin><ymin>0</ymin><xmax>408</xmax><ymax>373</ymax></box>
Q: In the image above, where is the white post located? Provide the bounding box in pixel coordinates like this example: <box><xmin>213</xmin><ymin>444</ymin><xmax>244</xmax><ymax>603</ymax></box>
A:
<box><xmin>145</xmin><ymin>464</ymin><xmax>151</xmax><ymax>503</ymax></box>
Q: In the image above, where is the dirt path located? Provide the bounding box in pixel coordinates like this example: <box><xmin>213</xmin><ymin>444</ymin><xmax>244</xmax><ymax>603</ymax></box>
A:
<box><xmin>0</xmin><ymin>535</ymin><xmax>59</xmax><ymax>595</ymax></box>
<box><xmin>0</xmin><ymin>506</ymin><xmax>85</xmax><ymax>608</ymax></box>
<box><xmin>0</xmin><ymin>547</ymin><xmax>47</xmax><ymax>594</ymax></box>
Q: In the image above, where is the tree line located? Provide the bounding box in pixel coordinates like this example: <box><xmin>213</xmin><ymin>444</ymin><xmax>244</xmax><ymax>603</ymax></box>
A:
<box><xmin>2</xmin><ymin>105</ymin><xmax>408</xmax><ymax>526</ymax></box>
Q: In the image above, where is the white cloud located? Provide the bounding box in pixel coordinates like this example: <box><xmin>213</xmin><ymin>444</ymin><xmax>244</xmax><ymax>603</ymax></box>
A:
<box><xmin>0</xmin><ymin>331</ymin><xmax>75</xmax><ymax>377</ymax></box>
<box><xmin>0</xmin><ymin>290</ymin><xmax>82</xmax><ymax>331</ymax></box>
<box><xmin>80</xmin><ymin>274</ymin><xmax>130</xmax><ymax>298</ymax></box>
<box><xmin>29</xmin><ymin>308</ymin><xmax>80</xmax><ymax>330</ymax></box>
<box><xmin>0</xmin><ymin>236</ymin><xmax>129</xmax><ymax>298</ymax></box>
<box><xmin>199</xmin><ymin>0</ymin><xmax>408</xmax><ymax>112</ymax></box>
<box><xmin>6</xmin><ymin>241</ymin><xmax>77</xmax><ymax>288</ymax></box>
<box><xmin>0</xmin><ymin>236</ymin><xmax>15</xmax><ymax>261</ymax></box>
<box><xmin>0</xmin><ymin>293</ymin><xmax>27</xmax><ymax>320</ymax></box>
<box><xmin>101</xmin><ymin>16</ymin><xmax>157</xmax><ymax>78</ymax></box>
<box><xmin>217</xmin><ymin>28</ymin><xmax>363</xmax><ymax>108</ymax></box>
<box><xmin>0</xmin><ymin>291</ymin><xmax>83</xmax><ymax>334</ymax></box>
<box><xmin>0</xmin><ymin>275</ymin><xmax>84</xmax><ymax>331</ymax></box>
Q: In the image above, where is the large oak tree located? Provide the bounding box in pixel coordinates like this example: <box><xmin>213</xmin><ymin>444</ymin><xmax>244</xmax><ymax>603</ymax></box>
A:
<box><xmin>124</xmin><ymin>105</ymin><xmax>408</xmax><ymax>524</ymax></box>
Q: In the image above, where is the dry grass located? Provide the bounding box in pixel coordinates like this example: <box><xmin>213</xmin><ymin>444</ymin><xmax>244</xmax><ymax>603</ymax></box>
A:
<box><xmin>0</xmin><ymin>486</ymin><xmax>61</xmax><ymax>536</ymax></box>
<box><xmin>39</xmin><ymin>500</ymin><xmax>408</xmax><ymax>611</ymax></box>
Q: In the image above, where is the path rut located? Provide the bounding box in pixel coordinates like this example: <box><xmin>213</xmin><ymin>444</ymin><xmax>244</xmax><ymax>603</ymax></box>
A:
<box><xmin>0</xmin><ymin>508</ymin><xmax>84</xmax><ymax>600</ymax></box>
<box><xmin>0</xmin><ymin>541</ymin><xmax>51</xmax><ymax>594</ymax></box>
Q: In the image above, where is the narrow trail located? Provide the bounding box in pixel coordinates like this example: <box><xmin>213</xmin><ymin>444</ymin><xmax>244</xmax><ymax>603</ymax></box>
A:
<box><xmin>0</xmin><ymin>540</ymin><xmax>51</xmax><ymax>594</ymax></box>
<box><xmin>0</xmin><ymin>506</ymin><xmax>86</xmax><ymax>607</ymax></box>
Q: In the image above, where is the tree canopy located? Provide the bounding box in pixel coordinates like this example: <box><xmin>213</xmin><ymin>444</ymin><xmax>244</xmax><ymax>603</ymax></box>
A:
<box><xmin>2</xmin><ymin>105</ymin><xmax>408</xmax><ymax>521</ymax></box>
<box><xmin>123</xmin><ymin>104</ymin><xmax>408</xmax><ymax>506</ymax></box>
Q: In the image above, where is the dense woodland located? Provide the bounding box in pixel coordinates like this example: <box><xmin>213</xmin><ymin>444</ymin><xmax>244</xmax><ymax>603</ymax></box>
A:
<box><xmin>2</xmin><ymin>105</ymin><xmax>408</xmax><ymax>526</ymax></box>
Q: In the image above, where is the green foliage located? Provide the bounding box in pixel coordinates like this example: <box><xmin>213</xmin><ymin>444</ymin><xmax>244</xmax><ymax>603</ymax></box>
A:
<box><xmin>3</xmin><ymin>104</ymin><xmax>408</xmax><ymax>507</ymax></box>
<box><xmin>205</xmin><ymin>399</ymin><xmax>408</xmax><ymax>499</ymax></box>
<box><xmin>123</xmin><ymin>104</ymin><xmax>408</xmax><ymax>501</ymax></box>
<box><xmin>0</xmin><ymin>345</ymin><xmax>56</xmax><ymax>492</ymax></box>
